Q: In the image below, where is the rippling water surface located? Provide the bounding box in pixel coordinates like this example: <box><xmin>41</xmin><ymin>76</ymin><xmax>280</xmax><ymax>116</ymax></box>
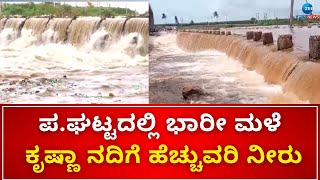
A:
<box><xmin>0</xmin><ymin>17</ymin><xmax>149</xmax><ymax>104</ymax></box>
<box><xmin>150</xmin><ymin>32</ymin><xmax>305</xmax><ymax>104</ymax></box>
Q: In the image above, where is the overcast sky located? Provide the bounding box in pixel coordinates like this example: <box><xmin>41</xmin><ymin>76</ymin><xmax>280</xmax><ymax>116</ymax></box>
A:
<box><xmin>150</xmin><ymin>0</ymin><xmax>320</xmax><ymax>24</ymax></box>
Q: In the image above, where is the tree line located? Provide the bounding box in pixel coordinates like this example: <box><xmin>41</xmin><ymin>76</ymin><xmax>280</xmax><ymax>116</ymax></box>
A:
<box><xmin>161</xmin><ymin>11</ymin><xmax>219</xmax><ymax>25</ymax></box>
<box><xmin>0</xmin><ymin>2</ymin><xmax>138</xmax><ymax>17</ymax></box>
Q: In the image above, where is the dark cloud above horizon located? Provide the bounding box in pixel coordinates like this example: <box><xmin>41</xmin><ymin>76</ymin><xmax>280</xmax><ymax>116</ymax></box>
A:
<box><xmin>150</xmin><ymin>0</ymin><xmax>320</xmax><ymax>24</ymax></box>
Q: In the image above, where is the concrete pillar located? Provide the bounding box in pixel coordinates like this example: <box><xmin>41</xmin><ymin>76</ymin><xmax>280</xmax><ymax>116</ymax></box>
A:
<box><xmin>277</xmin><ymin>34</ymin><xmax>293</xmax><ymax>50</ymax></box>
<box><xmin>226</xmin><ymin>31</ymin><xmax>231</xmax><ymax>36</ymax></box>
<box><xmin>309</xmin><ymin>36</ymin><xmax>320</xmax><ymax>60</ymax></box>
<box><xmin>262</xmin><ymin>32</ymin><xmax>274</xmax><ymax>45</ymax></box>
<box><xmin>246</xmin><ymin>31</ymin><xmax>254</xmax><ymax>40</ymax></box>
<box><xmin>220</xmin><ymin>31</ymin><xmax>225</xmax><ymax>35</ymax></box>
<box><xmin>253</xmin><ymin>31</ymin><xmax>262</xmax><ymax>41</ymax></box>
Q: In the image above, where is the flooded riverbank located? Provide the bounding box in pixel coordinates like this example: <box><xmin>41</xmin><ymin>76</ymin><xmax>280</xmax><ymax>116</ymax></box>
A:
<box><xmin>0</xmin><ymin>17</ymin><xmax>149</xmax><ymax>104</ymax></box>
<box><xmin>150</xmin><ymin>33</ymin><xmax>307</xmax><ymax>104</ymax></box>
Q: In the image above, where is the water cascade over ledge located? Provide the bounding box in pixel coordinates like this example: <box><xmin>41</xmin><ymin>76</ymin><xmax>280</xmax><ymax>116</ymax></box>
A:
<box><xmin>176</xmin><ymin>32</ymin><xmax>320</xmax><ymax>103</ymax></box>
<box><xmin>0</xmin><ymin>17</ymin><xmax>149</xmax><ymax>104</ymax></box>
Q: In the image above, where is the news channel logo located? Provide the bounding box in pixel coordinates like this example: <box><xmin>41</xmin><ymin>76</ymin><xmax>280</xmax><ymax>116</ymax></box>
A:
<box><xmin>302</xmin><ymin>1</ymin><xmax>313</xmax><ymax>15</ymax></box>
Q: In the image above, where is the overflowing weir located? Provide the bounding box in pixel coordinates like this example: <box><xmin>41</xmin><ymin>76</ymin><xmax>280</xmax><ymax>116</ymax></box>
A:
<box><xmin>0</xmin><ymin>17</ymin><xmax>148</xmax><ymax>49</ymax></box>
<box><xmin>0</xmin><ymin>17</ymin><xmax>149</xmax><ymax>104</ymax></box>
<box><xmin>177</xmin><ymin>32</ymin><xmax>320</xmax><ymax>103</ymax></box>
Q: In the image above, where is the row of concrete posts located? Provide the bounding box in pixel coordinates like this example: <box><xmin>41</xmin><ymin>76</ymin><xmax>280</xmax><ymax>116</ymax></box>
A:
<box><xmin>179</xmin><ymin>28</ymin><xmax>320</xmax><ymax>60</ymax></box>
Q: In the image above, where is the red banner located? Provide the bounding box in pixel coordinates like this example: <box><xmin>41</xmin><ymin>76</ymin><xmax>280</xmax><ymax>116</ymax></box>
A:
<box><xmin>1</xmin><ymin>105</ymin><xmax>318</xmax><ymax>179</ymax></box>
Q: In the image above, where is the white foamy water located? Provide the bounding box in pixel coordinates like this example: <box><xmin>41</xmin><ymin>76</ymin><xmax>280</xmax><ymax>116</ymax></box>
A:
<box><xmin>150</xmin><ymin>33</ymin><xmax>305</xmax><ymax>104</ymax></box>
<box><xmin>0</xmin><ymin>19</ymin><xmax>148</xmax><ymax>104</ymax></box>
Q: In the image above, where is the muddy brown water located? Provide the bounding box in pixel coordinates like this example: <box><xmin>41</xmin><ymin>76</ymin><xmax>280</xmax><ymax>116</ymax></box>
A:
<box><xmin>0</xmin><ymin>17</ymin><xmax>149</xmax><ymax>104</ymax></box>
<box><xmin>150</xmin><ymin>31</ymin><xmax>311</xmax><ymax>104</ymax></box>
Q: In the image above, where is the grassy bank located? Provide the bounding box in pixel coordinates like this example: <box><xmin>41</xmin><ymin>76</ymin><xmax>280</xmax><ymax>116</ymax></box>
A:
<box><xmin>0</xmin><ymin>2</ymin><xmax>138</xmax><ymax>17</ymax></box>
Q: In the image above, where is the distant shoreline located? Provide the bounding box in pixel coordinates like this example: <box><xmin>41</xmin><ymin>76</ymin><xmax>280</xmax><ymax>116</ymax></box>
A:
<box><xmin>0</xmin><ymin>2</ymin><xmax>144</xmax><ymax>17</ymax></box>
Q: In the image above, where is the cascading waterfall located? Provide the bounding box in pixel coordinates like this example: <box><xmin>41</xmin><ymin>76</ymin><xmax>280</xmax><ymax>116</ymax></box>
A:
<box><xmin>123</xmin><ymin>18</ymin><xmax>149</xmax><ymax>56</ymax></box>
<box><xmin>42</xmin><ymin>18</ymin><xmax>72</xmax><ymax>43</ymax></box>
<box><xmin>176</xmin><ymin>32</ymin><xmax>320</xmax><ymax>103</ymax></box>
<box><xmin>123</xmin><ymin>18</ymin><xmax>149</xmax><ymax>41</ymax></box>
<box><xmin>2</xmin><ymin>17</ymin><xmax>25</xmax><ymax>30</ymax></box>
<box><xmin>0</xmin><ymin>17</ymin><xmax>7</xmax><ymax>31</ymax></box>
<box><xmin>17</xmin><ymin>18</ymin><xmax>50</xmax><ymax>46</ymax></box>
<box><xmin>0</xmin><ymin>17</ymin><xmax>149</xmax><ymax>104</ymax></box>
<box><xmin>22</xmin><ymin>18</ymin><xmax>50</xmax><ymax>36</ymax></box>
<box><xmin>101</xmin><ymin>18</ymin><xmax>126</xmax><ymax>40</ymax></box>
<box><xmin>67</xmin><ymin>17</ymin><xmax>101</xmax><ymax>46</ymax></box>
<box><xmin>0</xmin><ymin>17</ymin><xmax>148</xmax><ymax>49</ymax></box>
<box><xmin>0</xmin><ymin>18</ymin><xmax>25</xmax><ymax>45</ymax></box>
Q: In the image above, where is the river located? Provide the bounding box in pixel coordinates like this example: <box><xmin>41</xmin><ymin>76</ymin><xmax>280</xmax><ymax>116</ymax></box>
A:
<box><xmin>0</xmin><ymin>17</ymin><xmax>149</xmax><ymax>104</ymax></box>
<box><xmin>150</xmin><ymin>32</ymin><xmax>307</xmax><ymax>104</ymax></box>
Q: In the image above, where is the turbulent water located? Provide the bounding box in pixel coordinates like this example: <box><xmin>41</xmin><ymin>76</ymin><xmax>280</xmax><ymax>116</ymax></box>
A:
<box><xmin>150</xmin><ymin>33</ymin><xmax>307</xmax><ymax>104</ymax></box>
<box><xmin>0</xmin><ymin>17</ymin><xmax>149</xmax><ymax>104</ymax></box>
<box><xmin>175</xmin><ymin>27</ymin><xmax>320</xmax><ymax>103</ymax></box>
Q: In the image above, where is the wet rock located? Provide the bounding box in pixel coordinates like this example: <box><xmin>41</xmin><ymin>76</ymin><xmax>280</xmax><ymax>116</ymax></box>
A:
<box><xmin>309</xmin><ymin>36</ymin><xmax>320</xmax><ymax>60</ymax></box>
<box><xmin>9</xmin><ymin>81</ymin><xmax>17</xmax><ymax>85</ymax></box>
<box><xmin>253</xmin><ymin>31</ymin><xmax>262</xmax><ymax>41</ymax></box>
<box><xmin>19</xmin><ymin>78</ymin><xmax>32</xmax><ymax>86</ymax></box>
<box><xmin>277</xmin><ymin>34</ymin><xmax>293</xmax><ymax>50</ymax></box>
<box><xmin>93</xmin><ymin>34</ymin><xmax>111</xmax><ymax>50</ymax></box>
<box><xmin>35</xmin><ymin>91</ymin><xmax>40</xmax><ymax>93</ymax></box>
<box><xmin>131</xmin><ymin>36</ymin><xmax>138</xmax><ymax>44</ymax></box>
<box><xmin>246</xmin><ymin>31</ymin><xmax>254</xmax><ymax>40</ymax></box>
<box><xmin>39</xmin><ymin>78</ymin><xmax>50</xmax><ymax>84</ymax></box>
<box><xmin>182</xmin><ymin>85</ymin><xmax>207</xmax><ymax>100</ymax></box>
<box><xmin>5</xmin><ymin>88</ymin><xmax>15</xmax><ymax>92</ymax></box>
<box><xmin>109</xmin><ymin>93</ymin><xmax>115</xmax><ymax>97</ymax></box>
<box><xmin>63</xmin><ymin>75</ymin><xmax>67</xmax><ymax>78</ymax></box>
<box><xmin>262</xmin><ymin>32</ymin><xmax>274</xmax><ymax>45</ymax></box>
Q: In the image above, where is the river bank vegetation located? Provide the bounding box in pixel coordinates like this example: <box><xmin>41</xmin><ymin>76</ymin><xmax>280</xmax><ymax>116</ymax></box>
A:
<box><xmin>0</xmin><ymin>2</ymin><xmax>139</xmax><ymax>17</ymax></box>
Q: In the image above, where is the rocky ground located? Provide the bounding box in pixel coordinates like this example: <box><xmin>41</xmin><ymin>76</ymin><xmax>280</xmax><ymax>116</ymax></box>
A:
<box><xmin>0</xmin><ymin>76</ymin><xmax>119</xmax><ymax>104</ymax></box>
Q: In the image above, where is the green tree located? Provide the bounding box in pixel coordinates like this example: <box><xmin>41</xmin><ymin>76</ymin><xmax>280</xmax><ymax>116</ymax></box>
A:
<box><xmin>175</xmin><ymin>16</ymin><xmax>179</xmax><ymax>25</ymax></box>
<box><xmin>251</xmin><ymin>17</ymin><xmax>257</xmax><ymax>23</ymax></box>
<box><xmin>162</xmin><ymin>13</ymin><xmax>167</xmax><ymax>24</ymax></box>
<box><xmin>0</xmin><ymin>3</ymin><xmax>137</xmax><ymax>17</ymax></box>
<box><xmin>213</xmin><ymin>11</ymin><xmax>219</xmax><ymax>22</ymax></box>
